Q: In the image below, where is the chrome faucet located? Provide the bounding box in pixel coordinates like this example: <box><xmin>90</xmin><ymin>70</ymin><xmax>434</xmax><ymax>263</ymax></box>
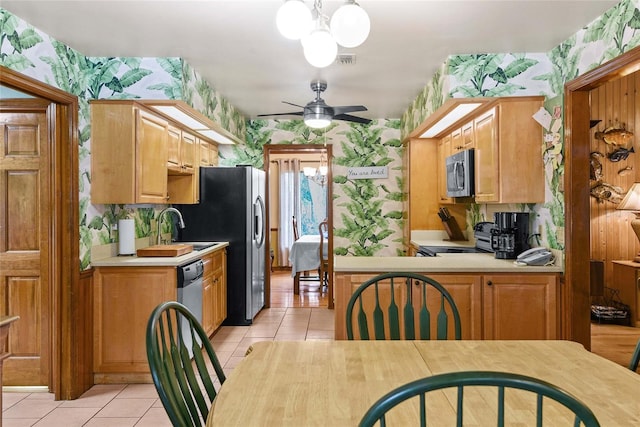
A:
<box><xmin>156</xmin><ymin>207</ymin><xmax>186</xmax><ymax>245</ymax></box>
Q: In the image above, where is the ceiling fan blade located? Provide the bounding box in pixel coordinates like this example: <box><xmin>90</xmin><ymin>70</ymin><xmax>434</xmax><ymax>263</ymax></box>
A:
<box><xmin>282</xmin><ymin>101</ymin><xmax>306</xmax><ymax>108</ymax></box>
<box><xmin>332</xmin><ymin>105</ymin><xmax>368</xmax><ymax>115</ymax></box>
<box><xmin>334</xmin><ymin>114</ymin><xmax>372</xmax><ymax>125</ymax></box>
<box><xmin>257</xmin><ymin>111</ymin><xmax>304</xmax><ymax>117</ymax></box>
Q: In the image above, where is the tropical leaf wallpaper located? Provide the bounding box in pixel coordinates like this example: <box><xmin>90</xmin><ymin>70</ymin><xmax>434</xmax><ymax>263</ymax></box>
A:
<box><xmin>1</xmin><ymin>8</ymin><xmax>245</xmax><ymax>269</ymax></box>
<box><xmin>222</xmin><ymin>118</ymin><xmax>404</xmax><ymax>257</ymax></box>
<box><xmin>1</xmin><ymin>0</ymin><xmax>639</xmax><ymax>265</ymax></box>
<box><xmin>402</xmin><ymin>0</ymin><xmax>640</xmax><ymax>254</ymax></box>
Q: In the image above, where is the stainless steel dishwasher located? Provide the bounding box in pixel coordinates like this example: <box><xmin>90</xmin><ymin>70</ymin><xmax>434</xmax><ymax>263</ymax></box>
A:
<box><xmin>177</xmin><ymin>259</ymin><xmax>204</xmax><ymax>357</ymax></box>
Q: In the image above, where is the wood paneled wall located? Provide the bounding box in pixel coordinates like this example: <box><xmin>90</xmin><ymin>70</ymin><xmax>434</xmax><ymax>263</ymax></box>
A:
<box><xmin>589</xmin><ymin>71</ymin><xmax>640</xmax><ymax>290</ymax></box>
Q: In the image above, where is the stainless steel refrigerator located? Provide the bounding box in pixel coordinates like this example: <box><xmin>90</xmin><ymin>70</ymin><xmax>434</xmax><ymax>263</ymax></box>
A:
<box><xmin>175</xmin><ymin>165</ymin><xmax>266</xmax><ymax>325</ymax></box>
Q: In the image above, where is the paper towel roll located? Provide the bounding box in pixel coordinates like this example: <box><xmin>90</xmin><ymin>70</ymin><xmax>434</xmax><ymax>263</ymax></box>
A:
<box><xmin>118</xmin><ymin>219</ymin><xmax>136</xmax><ymax>255</ymax></box>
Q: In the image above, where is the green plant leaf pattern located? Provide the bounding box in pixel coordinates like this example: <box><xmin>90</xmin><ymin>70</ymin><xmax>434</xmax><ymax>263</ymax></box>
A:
<box><xmin>3</xmin><ymin>1</ymin><xmax>640</xmax><ymax>264</ymax></box>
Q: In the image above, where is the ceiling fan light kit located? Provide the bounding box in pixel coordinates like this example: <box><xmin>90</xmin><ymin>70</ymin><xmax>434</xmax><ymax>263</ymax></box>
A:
<box><xmin>257</xmin><ymin>80</ymin><xmax>371</xmax><ymax>129</ymax></box>
<box><xmin>276</xmin><ymin>0</ymin><xmax>370</xmax><ymax>68</ymax></box>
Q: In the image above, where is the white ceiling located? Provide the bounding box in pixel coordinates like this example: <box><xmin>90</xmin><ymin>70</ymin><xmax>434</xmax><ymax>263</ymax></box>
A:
<box><xmin>1</xmin><ymin>0</ymin><xmax>619</xmax><ymax>121</ymax></box>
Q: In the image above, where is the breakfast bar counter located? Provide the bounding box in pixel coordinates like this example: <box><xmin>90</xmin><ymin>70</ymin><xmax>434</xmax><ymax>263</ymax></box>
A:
<box><xmin>334</xmin><ymin>253</ymin><xmax>563</xmax><ymax>274</ymax></box>
<box><xmin>333</xmin><ymin>254</ymin><xmax>563</xmax><ymax>340</ymax></box>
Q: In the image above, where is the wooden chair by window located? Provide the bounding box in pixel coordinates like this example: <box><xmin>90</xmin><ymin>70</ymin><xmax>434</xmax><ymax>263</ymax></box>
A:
<box><xmin>630</xmin><ymin>338</ymin><xmax>640</xmax><ymax>372</ymax></box>
<box><xmin>292</xmin><ymin>215</ymin><xmax>300</xmax><ymax>241</ymax></box>
<box><xmin>346</xmin><ymin>272</ymin><xmax>461</xmax><ymax>340</ymax></box>
<box><xmin>146</xmin><ymin>301</ymin><xmax>226</xmax><ymax>427</ymax></box>
<box><xmin>318</xmin><ymin>219</ymin><xmax>329</xmax><ymax>289</ymax></box>
<box><xmin>359</xmin><ymin>371</ymin><xmax>601</xmax><ymax>427</ymax></box>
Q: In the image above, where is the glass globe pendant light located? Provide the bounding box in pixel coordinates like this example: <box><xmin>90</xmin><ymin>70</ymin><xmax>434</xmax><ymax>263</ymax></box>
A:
<box><xmin>301</xmin><ymin>15</ymin><xmax>337</xmax><ymax>68</ymax></box>
<box><xmin>276</xmin><ymin>0</ymin><xmax>312</xmax><ymax>40</ymax></box>
<box><xmin>330</xmin><ymin>0</ymin><xmax>370</xmax><ymax>48</ymax></box>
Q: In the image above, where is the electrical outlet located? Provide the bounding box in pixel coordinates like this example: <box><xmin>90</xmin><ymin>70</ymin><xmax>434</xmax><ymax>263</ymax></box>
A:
<box><xmin>538</xmin><ymin>224</ymin><xmax>543</xmax><ymax>236</ymax></box>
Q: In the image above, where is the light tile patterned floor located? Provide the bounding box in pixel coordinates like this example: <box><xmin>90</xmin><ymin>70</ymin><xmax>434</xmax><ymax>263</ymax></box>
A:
<box><xmin>2</xmin><ymin>306</ymin><xmax>334</xmax><ymax>427</ymax></box>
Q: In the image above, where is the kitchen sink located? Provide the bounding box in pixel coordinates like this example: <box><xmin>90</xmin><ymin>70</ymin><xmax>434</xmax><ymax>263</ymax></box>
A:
<box><xmin>177</xmin><ymin>241</ymin><xmax>222</xmax><ymax>251</ymax></box>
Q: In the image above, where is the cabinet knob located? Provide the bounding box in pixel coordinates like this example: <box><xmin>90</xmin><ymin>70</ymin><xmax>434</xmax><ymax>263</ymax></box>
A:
<box><xmin>487</xmin><ymin>280</ymin><xmax>493</xmax><ymax>286</ymax></box>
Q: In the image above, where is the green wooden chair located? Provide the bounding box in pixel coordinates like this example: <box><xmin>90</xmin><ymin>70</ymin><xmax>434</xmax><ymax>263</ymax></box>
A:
<box><xmin>345</xmin><ymin>272</ymin><xmax>461</xmax><ymax>340</ymax></box>
<box><xmin>359</xmin><ymin>371</ymin><xmax>601</xmax><ymax>427</ymax></box>
<box><xmin>146</xmin><ymin>301</ymin><xmax>226</xmax><ymax>427</ymax></box>
<box><xmin>630</xmin><ymin>338</ymin><xmax>640</xmax><ymax>372</ymax></box>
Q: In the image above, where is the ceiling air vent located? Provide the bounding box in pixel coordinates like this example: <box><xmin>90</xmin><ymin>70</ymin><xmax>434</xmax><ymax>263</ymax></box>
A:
<box><xmin>335</xmin><ymin>54</ymin><xmax>356</xmax><ymax>65</ymax></box>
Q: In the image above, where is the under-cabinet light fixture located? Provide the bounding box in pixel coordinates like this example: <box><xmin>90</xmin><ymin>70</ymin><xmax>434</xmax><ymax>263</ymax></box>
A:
<box><xmin>420</xmin><ymin>103</ymin><xmax>483</xmax><ymax>138</ymax></box>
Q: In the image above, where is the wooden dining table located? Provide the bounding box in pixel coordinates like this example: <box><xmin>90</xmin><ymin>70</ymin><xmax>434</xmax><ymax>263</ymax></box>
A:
<box><xmin>207</xmin><ymin>340</ymin><xmax>640</xmax><ymax>426</ymax></box>
<box><xmin>289</xmin><ymin>234</ymin><xmax>329</xmax><ymax>294</ymax></box>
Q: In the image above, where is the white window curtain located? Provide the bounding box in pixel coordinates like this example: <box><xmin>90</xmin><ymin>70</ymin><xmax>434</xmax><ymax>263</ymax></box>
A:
<box><xmin>277</xmin><ymin>158</ymin><xmax>301</xmax><ymax>267</ymax></box>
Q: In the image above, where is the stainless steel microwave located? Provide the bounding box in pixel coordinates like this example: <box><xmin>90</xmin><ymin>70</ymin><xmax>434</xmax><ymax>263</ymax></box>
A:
<box><xmin>445</xmin><ymin>149</ymin><xmax>474</xmax><ymax>197</ymax></box>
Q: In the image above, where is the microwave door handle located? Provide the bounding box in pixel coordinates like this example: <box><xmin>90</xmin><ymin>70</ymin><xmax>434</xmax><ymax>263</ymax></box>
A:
<box><xmin>458</xmin><ymin>162</ymin><xmax>464</xmax><ymax>190</ymax></box>
<box><xmin>453</xmin><ymin>162</ymin><xmax>459</xmax><ymax>190</ymax></box>
<box><xmin>454</xmin><ymin>162</ymin><xmax>463</xmax><ymax>190</ymax></box>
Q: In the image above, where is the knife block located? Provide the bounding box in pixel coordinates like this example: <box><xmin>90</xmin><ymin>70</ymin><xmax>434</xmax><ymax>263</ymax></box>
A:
<box><xmin>442</xmin><ymin>217</ymin><xmax>467</xmax><ymax>241</ymax></box>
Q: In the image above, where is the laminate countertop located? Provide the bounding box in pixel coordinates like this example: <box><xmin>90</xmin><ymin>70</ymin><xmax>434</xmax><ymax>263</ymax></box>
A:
<box><xmin>91</xmin><ymin>242</ymin><xmax>229</xmax><ymax>267</ymax></box>
<box><xmin>334</xmin><ymin>253</ymin><xmax>563</xmax><ymax>274</ymax></box>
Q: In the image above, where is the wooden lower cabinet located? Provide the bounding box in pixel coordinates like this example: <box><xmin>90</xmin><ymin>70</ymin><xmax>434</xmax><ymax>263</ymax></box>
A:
<box><xmin>483</xmin><ymin>274</ymin><xmax>560</xmax><ymax>340</ymax></box>
<box><xmin>93</xmin><ymin>266</ymin><xmax>176</xmax><ymax>383</ymax></box>
<box><xmin>93</xmin><ymin>249</ymin><xmax>228</xmax><ymax>383</ymax></box>
<box><xmin>334</xmin><ymin>271</ymin><xmax>560</xmax><ymax>340</ymax></box>
<box><xmin>202</xmin><ymin>249</ymin><xmax>227</xmax><ymax>335</ymax></box>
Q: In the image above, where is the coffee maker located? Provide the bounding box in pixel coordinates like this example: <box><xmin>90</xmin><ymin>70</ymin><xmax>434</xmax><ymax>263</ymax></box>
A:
<box><xmin>491</xmin><ymin>212</ymin><xmax>530</xmax><ymax>259</ymax></box>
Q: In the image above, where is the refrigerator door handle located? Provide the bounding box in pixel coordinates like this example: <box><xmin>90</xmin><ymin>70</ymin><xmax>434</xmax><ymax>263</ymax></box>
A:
<box><xmin>254</xmin><ymin>194</ymin><xmax>265</xmax><ymax>248</ymax></box>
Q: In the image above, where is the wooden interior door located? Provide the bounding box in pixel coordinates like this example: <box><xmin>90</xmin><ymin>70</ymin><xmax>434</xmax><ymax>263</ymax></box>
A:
<box><xmin>0</xmin><ymin>98</ymin><xmax>52</xmax><ymax>386</ymax></box>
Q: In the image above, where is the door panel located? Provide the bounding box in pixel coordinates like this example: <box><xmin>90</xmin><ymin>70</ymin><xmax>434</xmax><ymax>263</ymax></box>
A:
<box><xmin>0</xmin><ymin>99</ymin><xmax>51</xmax><ymax>386</ymax></box>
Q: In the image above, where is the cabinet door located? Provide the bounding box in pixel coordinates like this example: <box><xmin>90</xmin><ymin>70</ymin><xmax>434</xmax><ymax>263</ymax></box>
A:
<box><xmin>473</xmin><ymin>108</ymin><xmax>498</xmax><ymax>202</ymax></box>
<box><xmin>210</xmin><ymin>143</ymin><xmax>219</xmax><ymax>166</ymax></box>
<box><xmin>212</xmin><ymin>250</ymin><xmax>227</xmax><ymax>329</ymax></box>
<box><xmin>425</xmin><ymin>274</ymin><xmax>482</xmax><ymax>340</ymax></box>
<box><xmin>451</xmin><ymin>128</ymin><xmax>463</xmax><ymax>152</ymax></box>
<box><xmin>437</xmin><ymin>135</ymin><xmax>452</xmax><ymax>203</ymax></box>
<box><xmin>167</xmin><ymin>125</ymin><xmax>181</xmax><ymax>171</ymax></box>
<box><xmin>201</xmin><ymin>252</ymin><xmax>215</xmax><ymax>336</ymax></box>
<box><xmin>202</xmin><ymin>276</ymin><xmax>214</xmax><ymax>336</ymax></box>
<box><xmin>93</xmin><ymin>267</ymin><xmax>176</xmax><ymax>378</ymax></box>
<box><xmin>483</xmin><ymin>274</ymin><xmax>559</xmax><ymax>340</ymax></box>
<box><xmin>461</xmin><ymin>122</ymin><xmax>474</xmax><ymax>150</ymax></box>
<box><xmin>180</xmin><ymin>131</ymin><xmax>197</xmax><ymax>173</ymax></box>
<box><xmin>199</xmin><ymin>139</ymin><xmax>211</xmax><ymax>166</ymax></box>
<box><xmin>136</xmin><ymin>110</ymin><xmax>169</xmax><ymax>203</ymax></box>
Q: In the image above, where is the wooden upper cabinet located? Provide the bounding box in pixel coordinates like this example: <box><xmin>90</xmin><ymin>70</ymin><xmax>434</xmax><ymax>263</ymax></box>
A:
<box><xmin>473</xmin><ymin>108</ymin><xmax>499</xmax><ymax>202</ymax></box>
<box><xmin>91</xmin><ymin>100</ymin><xmax>220</xmax><ymax>205</ymax></box>
<box><xmin>179</xmin><ymin>131</ymin><xmax>196</xmax><ymax>173</ymax></box>
<box><xmin>91</xmin><ymin>102</ymin><xmax>169</xmax><ymax>204</ymax></box>
<box><xmin>167</xmin><ymin>126</ymin><xmax>196</xmax><ymax>175</ymax></box>
<box><xmin>199</xmin><ymin>139</ymin><xmax>218</xmax><ymax>167</ymax></box>
<box><xmin>437</xmin><ymin>135</ymin><xmax>452</xmax><ymax>203</ymax></box>
<box><xmin>461</xmin><ymin>122</ymin><xmax>474</xmax><ymax>150</ymax></box>
<box><xmin>167</xmin><ymin>125</ymin><xmax>181</xmax><ymax>171</ymax></box>
<box><xmin>473</xmin><ymin>97</ymin><xmax>544</xmax><ymax>204</ymax></box>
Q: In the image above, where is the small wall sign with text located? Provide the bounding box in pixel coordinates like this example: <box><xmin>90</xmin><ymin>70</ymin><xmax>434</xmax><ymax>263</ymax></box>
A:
<box><xmin>347</xmin><ymin>166</ymin><xmax>388</xmax><ymax>179</ymax></box>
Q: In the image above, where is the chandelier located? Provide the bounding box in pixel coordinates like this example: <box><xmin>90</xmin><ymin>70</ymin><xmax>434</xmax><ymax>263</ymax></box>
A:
<box><xmin>303</xmin><ymin>152</ymin><xmax>329</xmax><ymax>186</ymax></box>
<box><xmin>276</xmin><ymin>0</ymin><xmax>370</xmax><ymax>68</ymax></box>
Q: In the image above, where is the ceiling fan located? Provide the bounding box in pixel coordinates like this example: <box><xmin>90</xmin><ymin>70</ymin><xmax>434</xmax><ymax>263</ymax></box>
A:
<box><xmin>257</xmin><ymin>80</ymin><xmax>371</xmax><ymax>129</ymax></box>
